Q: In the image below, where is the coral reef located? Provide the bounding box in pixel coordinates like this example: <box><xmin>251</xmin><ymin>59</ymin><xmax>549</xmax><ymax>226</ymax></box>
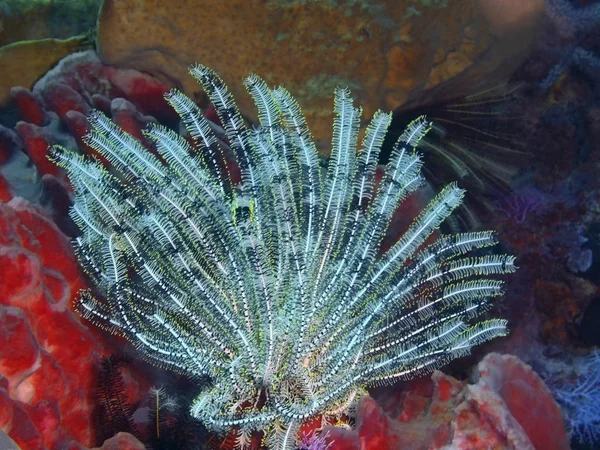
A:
<box><xmin>0</xmin><ymin>0</ymin><xmax>598</xmax><ymax>448</ymax></box>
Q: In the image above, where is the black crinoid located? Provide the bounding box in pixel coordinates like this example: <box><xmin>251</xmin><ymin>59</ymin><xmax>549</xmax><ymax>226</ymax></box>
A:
<box><xmin>50</xmin><ymin>64</ymin><xmax>515</xmax><ymax>449</ymax></box>
<box><xmin>93</xmin><ymin>354</ymin><xmax>140</xmax><ymax>443</ymax></box>
<box><xmin>93</xmin><ymin>353</ymin><xmax>216</xmax><ymax>449</ymax></box>
<box><xmin>388</xmin><ymin>83</ymin><xmax>528</xmax><ymax>231</ymax></box>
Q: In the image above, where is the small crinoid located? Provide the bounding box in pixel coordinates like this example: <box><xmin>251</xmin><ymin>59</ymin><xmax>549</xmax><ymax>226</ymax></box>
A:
<box><xmin>51</xmin><ymin>63</ymin><xmax>515</xmax><ymax>450</ymax></box>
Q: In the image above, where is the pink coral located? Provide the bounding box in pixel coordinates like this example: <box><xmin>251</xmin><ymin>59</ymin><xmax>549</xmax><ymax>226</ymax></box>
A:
<box><xmin>323</xmin><ymin>353</ymin><xmax>569</xmax><ymax>450</ymax></box>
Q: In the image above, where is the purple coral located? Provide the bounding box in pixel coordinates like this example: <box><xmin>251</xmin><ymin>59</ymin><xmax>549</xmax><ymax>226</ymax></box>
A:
<box><xmin>550</xmin><ymin>351</ymin><xmax>600</xmax><ymax>446</ymax></box>
<box><xmin>546</xmin><ymin>0</ymin><xmax>600</xmax><ymax>35</ymax></box>
<box><xmin>496</xmin><ymin>185</ymin><xmax>548</xmax><ymax>224</ymax></box>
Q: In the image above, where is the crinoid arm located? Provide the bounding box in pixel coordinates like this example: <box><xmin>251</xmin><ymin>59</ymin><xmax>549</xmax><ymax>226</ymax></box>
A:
<box><xmin>50</xmin><ymin>64</ymin><xmax>515</xmax><ymax>450</ymax></box>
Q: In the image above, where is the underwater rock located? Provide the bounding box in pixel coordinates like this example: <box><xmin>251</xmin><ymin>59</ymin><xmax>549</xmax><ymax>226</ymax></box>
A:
<box><xmin>90</xmin><ymin>432</ymin><xmax>145</xmax><ymax>450</ymax></box>
<box><xmin>96</xmin><ymin>0</ymin><xmax>542</xmax><ymax>150</ymax></box>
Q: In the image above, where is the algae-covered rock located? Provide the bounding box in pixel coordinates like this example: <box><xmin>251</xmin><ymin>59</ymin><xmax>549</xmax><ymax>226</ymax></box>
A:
<box><xmin>97</xmin><ymin>0</ymin><xmax>543</xmax><ymax>150</ymax></box>
<box><xmin>0</xmin><ymin>0</ymin><xmax>101</xmax><ymax>47</ymax></box>
<box><xmin>0</xmin><ymin>36</ymin><xmax>89</xmax><ymax>106</ymax></box>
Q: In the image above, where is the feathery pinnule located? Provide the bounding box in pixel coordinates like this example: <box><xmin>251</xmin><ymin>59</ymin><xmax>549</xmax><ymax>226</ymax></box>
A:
<box><xmin>50</xmin><ymin>64</ymin><xmax>515</xmax><ymax>450</ymax></box>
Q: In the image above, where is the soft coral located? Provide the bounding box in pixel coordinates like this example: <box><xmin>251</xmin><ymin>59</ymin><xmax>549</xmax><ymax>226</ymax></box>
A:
<box><xmin>551</xmin><ymin>351</ymin><xmax>600</xmax><ymax>446</ymax></box>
